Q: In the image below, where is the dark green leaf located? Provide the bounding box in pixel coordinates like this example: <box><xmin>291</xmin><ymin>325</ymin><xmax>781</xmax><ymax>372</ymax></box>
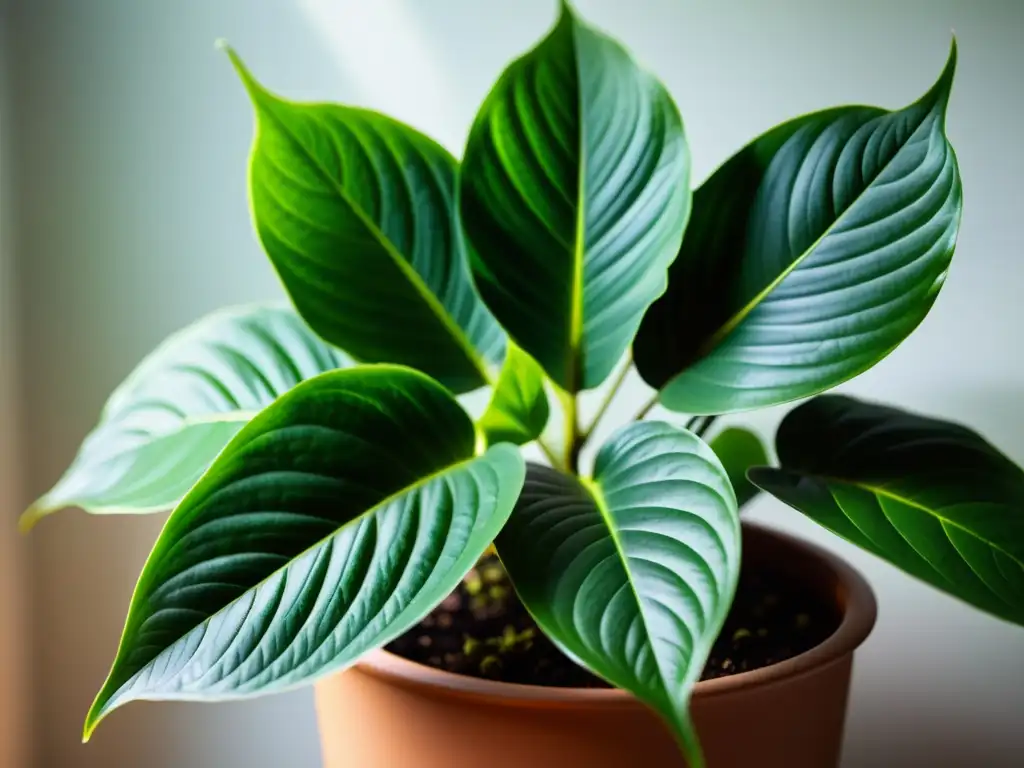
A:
<box><xmin>709</xmin><ymin>427</ymin><xmax>769</xmax><ymax>510</ymax></box>
<box><xmin>21</xmin><ymin>304</ymin><xmax>349</xmax><ymax>529</ymax></box>
<box><xmin>460</xmin><ymin>2</ymin><xmax>690</xmax><ymax>393</ymax></box>
<box><xmin>226</xmin><ymin>47</ymin><xmax>504</xmax><ymax>394</ymax></box>
<box><xmin>84</xmin><ymin>366</ymin><xmax>525</xmax><ymax>738</ymax></box>
<box><xmin>498</xmin><ymin>422</ymin><xmax>740</xmax><ymax>766</ymax></box>
<box><xmin>750</xmin><ymin>394</ymin><xmax>1024</xmax><ymax>627</ymax></box>
<box><xmin>478</xmin><ymin>343</ymin><xmax>550</xmax><ymax>447</ymax></box>
<box><xmin>635</xmin><ymin>42</ymin><xmax>961</xmax><ymax>414</ymax></box>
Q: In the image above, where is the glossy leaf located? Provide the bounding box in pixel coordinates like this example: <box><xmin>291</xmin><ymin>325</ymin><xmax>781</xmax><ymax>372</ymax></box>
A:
<box><xmin>750</xmin><ymin>395</ymin><xmax>1024</xmax><ymax>627</ymax></box>
<box><xmin>478</xmin><ymin>343</ymin><xmax>550</xmax><ymax>447</ymax></box>
<box><xmin>84</xmin><ymin>366</ymin><xmax>526</xmax><ymax>738</ymax></box>
<box><xmin>635</xmin><ymin>42</ymin><xmax>962</xmax><ymax>414</ymax></box>
<box><xmin>710</xmin><ymin>427</ymin><xmax>769</xmax><ymax>510</ymax></box>
<box><xmin>460</xmin><ymin>2</ymin><xmax>690</xmax><ymax>393</ymax></box>
<box><xmin>227</xmin><ymin>47</ymin><xmax>504</xmax><ymax>394</ymax></box>
<box><xmin>21</xmin><ymin>304</ymin><xmax>349</xmax><ymax>529</ymax></box>
<box><xmin>497</xmin><ymin>422</ymin><xmax>740</xmax><ymax>766</ymax></box>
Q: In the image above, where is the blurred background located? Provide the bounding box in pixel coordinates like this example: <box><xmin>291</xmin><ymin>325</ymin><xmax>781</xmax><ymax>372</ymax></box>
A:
<box><xmin>1</xmin><ymin>0</ymin><xmax>1022</xmax><ymax>766</ymax></box>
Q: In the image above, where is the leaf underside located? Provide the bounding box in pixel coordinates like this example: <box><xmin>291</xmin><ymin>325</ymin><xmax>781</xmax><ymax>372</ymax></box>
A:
<box><xmin>22</xmin><ymin>304</ymin><xmax>349</xmax><ymax>528</ymax></box>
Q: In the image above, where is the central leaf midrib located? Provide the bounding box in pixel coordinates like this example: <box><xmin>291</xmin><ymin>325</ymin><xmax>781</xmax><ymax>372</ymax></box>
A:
<box><xmin>581</xmin><ymin>476</ymin><xmax>675</xmax><ymax>712</ymax></box>
<box><xmin>92</xmin><ymin>449</ymin><xmax>481</xmax><ymax>724</ymax></box>
<box><xmin>567</xmin><ymin>18</ymin><xmax>586</xmax><ymax>393</ymax></box>
<box><xmin>258</xmin><ymin>99</ymin><xmax>491</xmax><ymax>385</ymax></box>
<box><xmin>695</xmin><ymin>100</ymin><xmax>945</xmax><ymax>359</ymax></box>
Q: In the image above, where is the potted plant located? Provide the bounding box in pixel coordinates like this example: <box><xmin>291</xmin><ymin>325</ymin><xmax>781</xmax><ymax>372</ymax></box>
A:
<box><xmin>21</xmin><ymin>2</ymin><xmax>1024</xmax><ymax>766</ymax></box>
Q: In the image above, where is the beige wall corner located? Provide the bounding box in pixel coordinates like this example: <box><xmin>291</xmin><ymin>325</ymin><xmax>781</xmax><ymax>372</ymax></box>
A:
<box><xmin>0</xmin><ymin>1</ymin><xmax>31</xmax><ymax>765</ymax></box>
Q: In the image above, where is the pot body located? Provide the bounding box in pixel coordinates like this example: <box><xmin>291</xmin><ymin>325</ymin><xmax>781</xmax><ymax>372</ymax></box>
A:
<box><xmin>315</xmin><ymin>524</ymin><xmax>876</xmax><ymax>768</ymax></box>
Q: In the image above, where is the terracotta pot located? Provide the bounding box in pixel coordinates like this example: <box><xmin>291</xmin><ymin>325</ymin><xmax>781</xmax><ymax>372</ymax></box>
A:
<box><xmin>315</xmin><ymin>523</ymin><xmax>877</xmax><ymax>767</ymax></box>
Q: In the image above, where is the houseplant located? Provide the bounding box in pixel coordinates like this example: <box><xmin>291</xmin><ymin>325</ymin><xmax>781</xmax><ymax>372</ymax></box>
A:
<box><xmin>20</xmin><ymin>1</ymin><xmax>1024</xmax><ymax>766</ymax></box>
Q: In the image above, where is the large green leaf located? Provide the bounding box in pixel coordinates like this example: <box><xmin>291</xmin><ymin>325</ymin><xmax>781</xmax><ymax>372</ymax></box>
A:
<box><xmin>21</xmin><ymin>304</ymin><xmax>349</xmax><ymax>529</ymax></box>
<box><xmin>635</xmin><ymin>42</ymin><xmax>962</xmax><ymax>414</ymax></box>
<box><xmin>459</xmin><ymin>2</ymin><xmax>690</xmax><ymax>393</ymax></box>
<box><xmin>84</xmin><ymin>365</ymin><xmax>525</xmax><ymax>738</ymax></box>
<box><xmin>750</xmin><ymin>395</ymin><xmax>1024</xmax><ymax>627</ymax></box>
<box><xmin>709</xmin><ymin>426</ymin><xmax>769</xmax><ymax>510</ymax></box>
<box><xmin>226</xmin><ymin>47</ymin><xmax>504</xmax><ymax>394</ymax></box>
<box><xmin>478</xmin><ymin>342</ymin><xmax>550</xmax><ymax>447</ymax></box>
<box><xmin>497</xmin><ymin>422</ymin><xmax>740</xmax><ymax>766</ymax></box>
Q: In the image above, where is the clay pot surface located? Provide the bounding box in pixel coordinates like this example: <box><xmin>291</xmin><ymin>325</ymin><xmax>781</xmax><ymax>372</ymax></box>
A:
<box><xmin>315</xmin><ymin>523</ymin><xmax>877</xmax><ymax>767</ymax></box>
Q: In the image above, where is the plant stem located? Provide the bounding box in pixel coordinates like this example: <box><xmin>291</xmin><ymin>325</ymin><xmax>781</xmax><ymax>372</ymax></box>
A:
<box><xmin>634</xmin><ymin>392</ymin><xmax>659</xmax><ymax>421</ymax></box>
<box><xmin>684</xmin><ymin>415</ymin><xmax>718</xmax><ymax>438</ymax></box>
<box><xmin>581</xmin><ymin>358</ymin><xmax>631</xmax><ymax>441</ymax></box>
<box><xmin>674</xmin><ymin>715</ymin><xmax>706</xmax><ymax>768</ymax></box>
<box><xmin>536</xmin><ymin>437</ymin><xmax>560</xmax><ymax>467</ymax></box>
<box><xmin>563</xmin><ymin>390</ymin><xmax>580</xmax><ymax>474</ymax></box>
<box><xmin>695</xmin><ymin>415</ymin><xmax>718</xmax><ymax>439</ymax></box>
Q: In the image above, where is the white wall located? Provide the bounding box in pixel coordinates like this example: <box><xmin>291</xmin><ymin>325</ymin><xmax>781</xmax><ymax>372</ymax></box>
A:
<box><xmin>9</xmin><ymin>1</ymin><xmax>1024</xmax><ymax>766</ymax></box>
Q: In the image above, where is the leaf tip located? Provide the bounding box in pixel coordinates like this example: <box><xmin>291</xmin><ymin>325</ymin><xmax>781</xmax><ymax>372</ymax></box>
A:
<box><xmin>83</xmin><ymin>668</ymin><xmax>126</xmax><ymax>743</ymax></box>
<box><xmin>18</xmin><ymin>501</ymin><xmax>50</xmax><ymax>534</ymax></box>
<box><xmin>219</xmin><ymin>42</ymin><xmax>269</xmax><ymax>105</ymax></box>
<box><xmin>556</xmin><ymin>0</ymin><xmax>580</xmax><ymax>30</ymax></box>
<box><xmin>924</xmin><ymin>35</ymin><xmax>958</xmax><ymax>112</ymax></box>
<box><xmin>81</xmin><ymin>702</ymin><xmax>104</xmax><ymax>744</ymax></box>
<box><xmin>942</xmin><ymin>34</ymin><xmax>959</xmax><ymax>82</ymax></box>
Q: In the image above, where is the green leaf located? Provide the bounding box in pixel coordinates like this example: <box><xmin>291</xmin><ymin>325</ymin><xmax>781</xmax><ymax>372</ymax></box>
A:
<box><xmin>225</xmin><ymin>46</ymin><xmax>504</xmax><ymax>394</ymax></box>
<box><xmin>709</xmin><ymin>427</ymin><xmax>769</xmax><ymax>510</ymax></box>
<box><xmin>84</xmin><ymin>365</ymin><xmax>526</xmax><ymax>739</ymax></box>
<box><xmin>459</xmin><ymin>2</ymin><xmax>690</xmax><ymax>393</ymax></box>
<box><xmin>497</xmin><ymin>422</ymin><xmax>740</xmax><ymax>766</ymax></box>
<box><xmin>478</xmin><ymin>343</ymin><xmax>550</xmax><ymax>447</ymax></box>
<box><xmin>750</xmin><ymin>395</ymin><xmax>1024</xmax><ymax>627</ymax></box>
<box><xmin>635</xmin><ymin>42</ymin><xmax>961</xmax><ymax>414</ymax></box>
<box><xmin>20</xmin><ymin>304</ymin><xmax>349</xmax><ymax>530</ymax></box>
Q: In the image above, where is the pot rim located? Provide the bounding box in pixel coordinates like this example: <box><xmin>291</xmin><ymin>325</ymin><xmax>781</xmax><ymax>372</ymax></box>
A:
<box><xmin>352</xmin><ymin>522</ymin><xmax>877</xmax><ymax>709</ymax></box>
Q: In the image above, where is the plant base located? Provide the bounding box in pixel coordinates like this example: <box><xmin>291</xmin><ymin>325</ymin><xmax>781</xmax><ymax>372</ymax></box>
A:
<box><xmin>314</xmin><ymin>523</ymin><xmax>876</xmax><ymax>768</ymax></box>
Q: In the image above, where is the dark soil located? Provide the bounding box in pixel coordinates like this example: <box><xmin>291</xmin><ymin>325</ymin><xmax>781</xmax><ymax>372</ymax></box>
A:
<box><xmin>386</xmin><ymin>554</ymin><xmax>841</xmax><ymax>687</ymax></box>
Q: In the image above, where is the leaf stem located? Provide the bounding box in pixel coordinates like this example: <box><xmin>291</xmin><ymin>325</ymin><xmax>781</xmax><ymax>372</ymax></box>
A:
<box><xmin>537</xmin><ymin>437</ymin><xmax>560</xmax><ymax>467</ymax></box>
<box><xmin>634</xmin><ymin>392</ymin><xmax>659</xmax><ymax>421</ymax></box>
<box><xmin>581</xmin><ymin>357</ymin><xmax>632</xmax><ymax>441</ymax></box>
<box><xmin>695</xmin><ymin>415</ymin><xmax>718</xmax><ymax>439</ymax></box>
<box><xmin>684</xmin><ymin>415</ymin><xmax>719</xmax><ymax>438</ymax></box>
<box><xmin>564</xmin><ymin>391</ymin><xmax>580</xmax><ymax>474</ymax></box>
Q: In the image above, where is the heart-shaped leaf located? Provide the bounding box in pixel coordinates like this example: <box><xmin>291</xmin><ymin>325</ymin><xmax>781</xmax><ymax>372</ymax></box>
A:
<box><xmin>84</xmin><ymin>365</ymin><xmax>526</xmax><ymax>738</ymax></box>
<box><xmin>750</xmin><ymin>395</ymin><xmax>1024</xmax><ymax>627</ymax></box>
<box><xmin>478</xmin><ymin>342</ymin><xmax>550</xmax><ymax>447</ymax></box>
<box><xmin>226</xmin><ymin>47</ymin><xmax>504</xmax><ymax>394</ymax></box>
<box><xmin>497</xmin><ymin>422</ymin><xmax>740</xmax><ymax>766</ymax></box>
<box><xmin>709</xmin><ymin>427</ymin><xmax>769</xmax><ymax>510</ymax></box>
<box><xmin>635</xmin><ymin>42</ymin><xmax>961</xmax><ymax>414</ymax></box>
<box><xmin>21</xmin><ymin>304</ymin><xmax>350</xmax><ymax>529</ymax></box>
<box><xmin>460</xmin><ymin>1</ymin><xmax>690</xmax><ymax>393</ymax></box>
